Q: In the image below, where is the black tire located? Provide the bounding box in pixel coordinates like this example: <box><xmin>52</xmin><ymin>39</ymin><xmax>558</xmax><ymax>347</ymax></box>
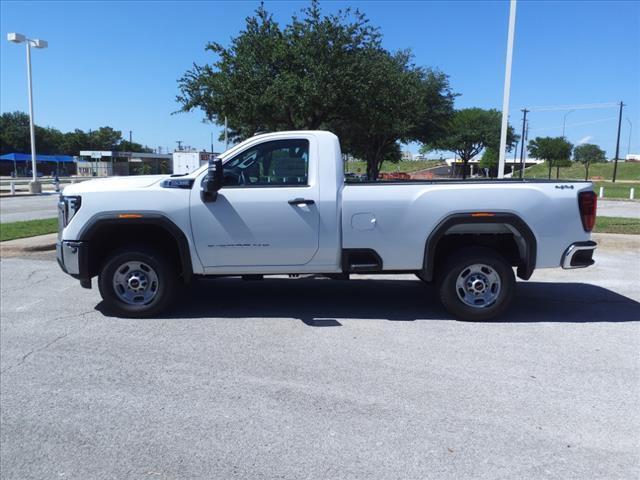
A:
<box><xmin>98</xmin><ymin>246</ymin><xmax>177</xmax><ymax>318</ymax></box>
<box><xmin>437</xmin><ymin>247</ymin><xmax>515</xmax><ymax>321</ymax></box>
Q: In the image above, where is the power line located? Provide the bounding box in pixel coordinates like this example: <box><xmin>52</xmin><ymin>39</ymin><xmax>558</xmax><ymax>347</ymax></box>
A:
<box><xmin>527</xmin><ymin>116</ymin><xmax>618</xmax><ymax>132</ymax></box>
<box><xmin>526</xmin><ymin>102</ymin><xmax>618</xmax><ymax>112</ymax></box>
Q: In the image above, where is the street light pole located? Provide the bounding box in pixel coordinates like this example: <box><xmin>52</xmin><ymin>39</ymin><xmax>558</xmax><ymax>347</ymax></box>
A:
<box><xmin>562</xmin><ymin>109</ymin><xmax>574</xmax><ymax>138</ymax></box>
<box><xmin>25</xmin><ymin>41</ymin><xmax>39</xmax><ymax>190</ymax></box>
<box><xmin>7</xmin><ymin>33</ymin><xmax>48</xmax><ymax>194</ymax></box>
<box><xmin>497</xmin><ymin>0</ymin><xmax>517</xmax><ymax>179</ymax></box>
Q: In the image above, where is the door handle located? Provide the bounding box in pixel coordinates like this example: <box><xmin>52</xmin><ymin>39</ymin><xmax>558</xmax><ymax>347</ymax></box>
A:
<box><xmin>288</xmin><ymin>198</ymin><xmax>315</xmax><ymax>206</ymax></box>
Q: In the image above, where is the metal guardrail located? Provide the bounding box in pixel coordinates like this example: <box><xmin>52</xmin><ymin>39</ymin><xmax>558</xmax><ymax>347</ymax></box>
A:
<box><xmin>0</xmin><ymin>176</ymin><xmax>98</xmax><ymax>186</ymax></box>
<box><xmin>0</xmin><ymin>176</ymin><xmax>101</xmax><ymax>194</ymax></box>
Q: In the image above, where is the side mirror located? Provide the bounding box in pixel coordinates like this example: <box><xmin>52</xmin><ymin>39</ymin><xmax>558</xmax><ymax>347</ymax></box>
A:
<box><xmin>202</xmin><ymin>158</ymin><xmax>223</xmax><ymax>202</ymax></box>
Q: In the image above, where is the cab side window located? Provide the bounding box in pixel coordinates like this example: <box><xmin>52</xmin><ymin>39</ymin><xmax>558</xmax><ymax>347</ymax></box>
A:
<box><xmin>223</xmin><ymin>139</ymin><xmax>309</xmax><ymax>187</ymax></box>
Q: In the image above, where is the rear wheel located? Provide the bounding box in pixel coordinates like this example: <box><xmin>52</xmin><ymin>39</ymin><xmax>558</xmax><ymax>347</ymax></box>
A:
<box><xmin>437</xmin><ymin>247</ymin><xmax>515</xmax><ymax>321</ymax></box>
<box><xmin>98</xmin><ymin>247</ymin><xmax>177</xmax><ymax>318</ymax></box>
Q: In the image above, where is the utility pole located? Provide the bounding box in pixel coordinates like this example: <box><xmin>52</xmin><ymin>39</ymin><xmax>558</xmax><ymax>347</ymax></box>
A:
<box><xmin>497</xmin><ymin>0</ymin><xmax>517</xmax><ymax>179</ymax></box>
<box><xmin>612</xmin><ymin>101</ymin><xmax>624</xmax><ymax>183</ymax></box>
<box><xmin>210</xmin><ymin>132</ymin><xmax>214</xmax><ymax>153</ymax></box>
<box><xmin>176</xmin><ymin>140</ymin><xmax>183</xmax><ymax>151</ymax></box>
<box><xmin>129</xmin><ymin>130</ymin><xmax>132</xmax><ymax>145</ymax></box>
<box><xmin>518</xmin><ymin>108</ymin><xmax>528</xmax><ymax>179</ymax></box>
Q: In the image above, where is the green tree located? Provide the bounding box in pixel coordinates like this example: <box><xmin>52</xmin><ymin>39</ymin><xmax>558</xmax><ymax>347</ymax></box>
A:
<box><xmin>0</xmin><ymin>112</ymin><xmax>67</xmax><ymax>155</ymax></box>
<box><xmin>335</xmin><ymin>50</ymin><xmax>454</xmax><ymax>179</ymax></box>
<box><xmin>0</xmin><ymin>111</ymin><xmax>31</xmax><ymax>154</ymax></box>
<box><xmin>177</xmin><ymin>0</ymin><xmax>454</xmax><ymax>180</ymax></box>
<box><xmin>61</xmin><ymin>129</ymin><xmax>90</xmax><ymax>155</ymax></box>
<box><xmin>90</xmin><ymin>127</ymin><xmax>123</xmax><ymax>151</ymax></box>
<box><xmin>118</xmin><ymin>140</ymin><xmax>153</xmax><ymax>153</ymax></box>
<box><xmin>424</xmin><ymin>108</ymin><xmax>517</xmax><ymax>179</ymax></box>
<box><xmin>1</xmin><ymin>111</ymin><xmax>156</xmax><ymax>156</ymax></box>
<box><xmin>573</xmin><ymin>143</ymin><xmax>606</xmax><ymax>180</ymax></box>
<box><xmin>527</xmin><ymin>136</ymin><xmax>573</xmax><ymax>179</ymax></box>
<box><xmin>479</xmin><ymin>146</ymin><xmax>498</xmax><ymax>176</ymax></box>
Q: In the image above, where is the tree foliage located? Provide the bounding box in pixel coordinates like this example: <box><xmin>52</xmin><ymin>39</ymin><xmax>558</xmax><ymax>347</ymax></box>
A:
<box><xmin>573</xmin><ymin>143</ymin><xmax>606</xmax><ymax>180</ymax></box>
<box><xmin>424</xmin><ymin>108</ymin><xmax>517</xmax><ymax>179</ymax></box>
<box><xmin>527</xmin><ymin>136</ymin><xmax>573</xmax><ymax>179</ymax></box>
<box><xmin>478</xmin><ymin>146</ymin><xmax>498</xmax><ymax>176</ymax></box>
<box><xmin>0</xmin><ymin>111</ymin><xmax>152</xmax><ymax>155</ymax></box>
<box><xmin>177</xmin><ymin>0</ymin><xmax>455</xmax><ymax>179</ymax></box>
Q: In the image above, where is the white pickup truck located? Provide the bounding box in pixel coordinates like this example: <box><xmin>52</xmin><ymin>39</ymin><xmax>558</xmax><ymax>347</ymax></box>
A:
<box><xmin>57</xmin><ymin>131</ymin><xmax>597</xmax><ymax>320</ymax></box>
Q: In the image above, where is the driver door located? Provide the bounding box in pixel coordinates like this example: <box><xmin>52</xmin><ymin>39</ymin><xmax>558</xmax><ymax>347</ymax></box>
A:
<box><xmin>189</xmin><ymin>138</ymin><xmax>320</xmax><ymax>269</ymax></box>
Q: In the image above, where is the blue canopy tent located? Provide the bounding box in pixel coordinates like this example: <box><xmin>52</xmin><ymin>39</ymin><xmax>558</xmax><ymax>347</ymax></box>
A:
<box><xmin>0</xmin><ymin>153</ymin><xmax>75</xmax><ymax>177</ymax></box>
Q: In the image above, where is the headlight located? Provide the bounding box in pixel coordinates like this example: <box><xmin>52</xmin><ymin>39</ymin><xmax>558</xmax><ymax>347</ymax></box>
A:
<box><xmin>58</xmin><ymin>195</ymin><xmax>82</xmax><ymax>227</ymax></box>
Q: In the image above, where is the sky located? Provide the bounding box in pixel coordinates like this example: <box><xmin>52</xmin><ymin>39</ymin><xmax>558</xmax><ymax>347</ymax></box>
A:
<box><xmin>1</xmin><ymin>0</ymin><xmax>639</xmax><ymax>157</ymax></box>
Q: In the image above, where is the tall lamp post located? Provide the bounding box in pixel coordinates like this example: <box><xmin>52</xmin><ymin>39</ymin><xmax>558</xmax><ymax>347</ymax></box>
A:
<box><xmin>497</xmin><ymin>0</ymin><xmax>517</xmax><ymax>179</ymax></box>
<box><xmin>7</xmin><ymin>33</ymin><xmax>48</xmax><ymax>194</ymax></box>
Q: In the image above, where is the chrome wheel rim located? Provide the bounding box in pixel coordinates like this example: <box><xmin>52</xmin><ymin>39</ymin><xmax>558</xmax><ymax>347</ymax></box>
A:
<box><xmin>112</xmin><ymin>261</ymin><xmax>159</xmax><ymax>305</ymax></box>
<box><xmin>455</xmin><ymin>263</ymin><xmax>501</xmax><ymax>309</ymax></box>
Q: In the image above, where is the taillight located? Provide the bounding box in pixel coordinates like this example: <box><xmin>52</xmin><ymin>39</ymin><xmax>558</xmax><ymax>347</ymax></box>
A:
<box><xmin>578</xmin><ymin>191</ymin><xmax>597</xmax><ymax>232</ymax></box>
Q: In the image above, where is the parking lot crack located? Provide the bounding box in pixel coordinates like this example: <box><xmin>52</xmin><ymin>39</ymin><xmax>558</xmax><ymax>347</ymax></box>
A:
<box><xmin>1</xmin><ymin>310</ymin><xmax>94</xmax><ymax>374</ymax></box>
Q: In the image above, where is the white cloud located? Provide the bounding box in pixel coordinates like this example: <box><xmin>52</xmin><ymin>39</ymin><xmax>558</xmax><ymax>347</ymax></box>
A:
<box><xmin>578</xmin><ymin>136</ymin><xmax>593</xmax><ymax>145</ymax></box>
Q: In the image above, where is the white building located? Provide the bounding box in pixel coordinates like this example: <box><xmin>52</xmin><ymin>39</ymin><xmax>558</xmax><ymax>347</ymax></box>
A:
<box><xmin>78</xmin><ymin>151</ymin><xmax>172</xmax><ymax>176</ymax></box>
<box><xmin>172</xmin><ymin>151</ymin><xmax>218</xmax><ymax>175</ymax></box>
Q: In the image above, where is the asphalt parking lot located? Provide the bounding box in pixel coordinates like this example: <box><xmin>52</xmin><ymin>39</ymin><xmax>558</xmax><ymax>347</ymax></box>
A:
<box><xmin>1</xmin><ymin>247</ymin><xmax>639</xmax><ymax>479</ymax></box>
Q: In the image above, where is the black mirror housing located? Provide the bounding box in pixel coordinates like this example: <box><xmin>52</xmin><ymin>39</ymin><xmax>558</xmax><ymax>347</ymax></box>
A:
<box><xmin>202</xmin><ymin>158</ymin><xmax>223</xmax><ymax>202</ymax></box>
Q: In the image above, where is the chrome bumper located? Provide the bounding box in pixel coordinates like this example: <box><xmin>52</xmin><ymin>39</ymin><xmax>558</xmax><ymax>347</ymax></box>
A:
<box><xmin>561</xmin><ymin>241</ymin><xmax>597</xmax><ymax>269</ymax></box>
<box><xmin>56</xmin><ymin>240</ymin><xmax>83</xmax><ymax>275</ymax></box>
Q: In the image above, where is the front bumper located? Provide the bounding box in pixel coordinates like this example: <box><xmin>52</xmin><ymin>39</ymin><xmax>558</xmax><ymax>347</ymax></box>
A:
<box><xmin>561</xmin><ymin>241</ymin><xmax>597</xmax><ymax>269</ymax></box>
<box><xmin>57</xmin><ymin>240</ymin><xmax>91</xmax><ymax>288</ymax></box>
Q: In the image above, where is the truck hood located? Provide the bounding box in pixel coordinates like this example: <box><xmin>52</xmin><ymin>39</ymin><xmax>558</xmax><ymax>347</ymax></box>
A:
<box><xmin>62</xmin><ymin>175</ymin><xmax>167</xmax><ymax>195</ymax></box>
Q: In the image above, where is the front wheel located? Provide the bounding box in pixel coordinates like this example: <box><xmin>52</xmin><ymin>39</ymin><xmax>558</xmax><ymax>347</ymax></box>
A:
<box><xmin>437</xmin><ymin>247</ymin><xmax>515</xmax><ymax>321</ymax></box>
<box><xmin>98</xmin><ymin>247</ymin><xmax>177</xmax><ymax>318</ymax></box>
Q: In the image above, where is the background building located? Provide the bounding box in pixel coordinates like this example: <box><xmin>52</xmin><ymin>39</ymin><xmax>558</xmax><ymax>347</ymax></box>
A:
<box><xmin>77</xmin><ymin>151</ymin><xmax>172</xmax><ymax>176</ymax></box>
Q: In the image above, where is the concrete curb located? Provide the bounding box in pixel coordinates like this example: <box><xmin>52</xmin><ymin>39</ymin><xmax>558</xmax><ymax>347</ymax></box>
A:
<box><xmin>0</xmin><ymin>233</ymin><xmax>57</xmax><ymax>257</ymax></box>
<box><xmin>592</xmin><ymin>232</ymin><xmax>640</xmax><ymax>251</ymax></box>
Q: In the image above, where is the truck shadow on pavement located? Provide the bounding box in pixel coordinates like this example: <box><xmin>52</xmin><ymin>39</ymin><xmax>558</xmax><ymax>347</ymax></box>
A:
<box><xmin>97</xmin><ymin>276</ymin><xmax>640</xmax><ymax>324</ymax></box>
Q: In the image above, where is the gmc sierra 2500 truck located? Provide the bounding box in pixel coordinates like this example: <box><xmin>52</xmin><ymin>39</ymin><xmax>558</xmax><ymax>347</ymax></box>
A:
<box><xmin>57</xmin><ymin>131</ymin><xmax>597</xmax><ymax>320</ymax></box>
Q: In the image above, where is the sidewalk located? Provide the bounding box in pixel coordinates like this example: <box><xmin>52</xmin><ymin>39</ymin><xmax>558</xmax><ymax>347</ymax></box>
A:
<box><xmin>0</xmin><ymin>233</ymin><xmax>57</xmax><ymax>257</ymax></box>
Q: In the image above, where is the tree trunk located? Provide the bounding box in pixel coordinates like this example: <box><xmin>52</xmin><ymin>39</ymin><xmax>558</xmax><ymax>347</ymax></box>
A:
<box><xmin>366</xmin><ymin>160</ymin><xmax>379</xmax><ymax>181</ymax></box>
<box><xmin>585</xmin><ymin>163</ymin><xmax>590</xmax><ymax>181</ymax></box>
<box><xmin>548</xmin><ymin>161</ymin><xmax>552</xmax><ymax>179</ymax></box>
<box><xmin>556</xmin><ymin>164</ymin><xmax>560</xmax><ymax>179</ymax></box>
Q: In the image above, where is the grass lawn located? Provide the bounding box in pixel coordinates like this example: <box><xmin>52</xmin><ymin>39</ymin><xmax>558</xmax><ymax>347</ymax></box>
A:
<box><xmin>524</xmin><ymin>161</ymin><xmax>640</xmax><ymax>182</ymax></box>
<box><xmin>593</xmin><ymin>181</ymin><xmax>640</xmax><ymax>200</ymax></box>
<box><xmin>345</xmin><ymin>160</ymin><xmax>445</xmax><ymax>174</ymax></box>
<box><xmin>594</xmin><ymin>216</ymin><xmax>640</xmax><ymax>235</ymax></box>
<box><xmin>0</xmin><ymin>218</ymin><xmax>58</xmax><ymax>242</ymax></box>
